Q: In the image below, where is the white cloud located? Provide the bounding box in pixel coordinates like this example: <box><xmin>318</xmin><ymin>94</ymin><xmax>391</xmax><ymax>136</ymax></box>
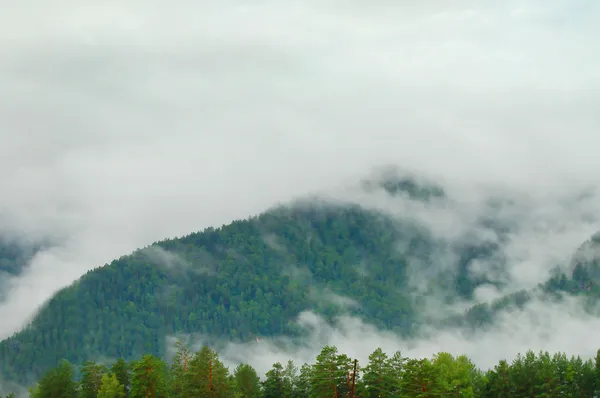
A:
<box><xmin>0</xmin><ymin>0</ymin><xmax>599</xmax><ymax>372</ymax></box>
<box><xmin>170</xmin><ymin>295</ymin><xmax>600</xmax><ymax>378</ymax></box>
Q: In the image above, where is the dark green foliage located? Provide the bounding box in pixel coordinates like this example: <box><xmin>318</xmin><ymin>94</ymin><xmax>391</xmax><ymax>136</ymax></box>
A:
<box><xmin>186</xmin><ymin>345</ymin><xmax>231</xmax><ymax>397</ymax></box>
<box><xmin>233</xmin><ymin>363</ymin><xmax>262</xmax><ymax>398</ymax></box>
<box><xmin>0</xmin><ymin>204</ymin><xmax>425</xmax><ymax>384</ymax></box>
<box><xmin>26</xmin><ymin>345</ymin><xmax>600</xmax><ymax>398</ymax></box>
<box><xmin>378</xmin><ymin>177</ymin><xmax>445</xmax><ymax>201</ymax></box>
<box><xmin>361</xmin><ymin>348</ymin><xmax>402</xmax><ymax>397</ymax></box>
<box><xmin>130</xmin><ymin>355</ymin><xmax>168</xmax><ymax>398</ymax></box>
<box><xmin>30</xmin><ymin>359</ymin><xmax>79</xmax><ymax>398</ymax></box>
<box><xmin>98</xmin><ymin>373</ymin><xmax>126</xmax><ymax>398</ymax></box>
<box><xmin>110</xmin><ymin>358</ymin><xmax>130</xmax><ymax>397</ymax></box>
<box><xmin>262</xmin><ymin>362</ymin><xmax>288</xmax><ymax>398</ymax></box>
<box><xmin>80</xmin><ymin>361</ymin><xmax>107</xmax><ymax>398</ymax></box>
<box><xmin>309</xmin><ymin>345</ymin><xmax>356</xmax><ymax>397</ymax></box>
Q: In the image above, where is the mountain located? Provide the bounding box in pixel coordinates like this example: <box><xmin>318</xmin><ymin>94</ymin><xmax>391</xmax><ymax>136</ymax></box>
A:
<box><xmin>0</xmin><ymin>202</ymin><xmax>425</xmax><ymax>384</ymax></box>
<box><xmin>0</xmin><ymin>175</ymin><xmax>597</xmax><ymax>385</ymax></box>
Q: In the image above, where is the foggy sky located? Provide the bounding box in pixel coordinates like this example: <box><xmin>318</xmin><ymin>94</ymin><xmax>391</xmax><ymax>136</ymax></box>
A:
<box><xmin>1</xmin><ymin>0</ymin><xmax>600</xmax><ymax>370</ymax></box>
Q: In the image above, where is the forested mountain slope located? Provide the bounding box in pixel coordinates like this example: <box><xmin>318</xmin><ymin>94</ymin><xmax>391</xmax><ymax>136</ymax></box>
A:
<box><xmin>0</xmin><ymin>177</ymin><xmax>599</xmax><ymax>385</ymax></box>
<box><xmin>0</xmin><ymin>202</ymin><xmax>431</xmax><ymax>384</ymax></box>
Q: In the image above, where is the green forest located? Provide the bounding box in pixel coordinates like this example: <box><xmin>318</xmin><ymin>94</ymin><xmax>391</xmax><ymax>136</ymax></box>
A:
<box><xmin>8</xmin><ymin>342</ymin><xmax>600</xmax><ymax>397</ymax></box>
<box><xmin>1</xmin><ymin>198</ymin><xmax>599</xmax><ymax>387</ymax></box>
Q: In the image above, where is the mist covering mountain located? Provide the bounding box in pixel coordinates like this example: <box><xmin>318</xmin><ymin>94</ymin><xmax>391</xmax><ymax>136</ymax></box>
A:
<box><xmin>0</xmin><ymin>238</ymin><xmax>49</xmax><ymax>302</ymax></box>
<box><xmin>1</xmin><ymin>0</ymin><xmax>599</xmax><ymax>396</ymax></box>
<box><xmin>1</xmin><ymin>171</ymin><xmax>599</xmax><ymax>386</ymax></box>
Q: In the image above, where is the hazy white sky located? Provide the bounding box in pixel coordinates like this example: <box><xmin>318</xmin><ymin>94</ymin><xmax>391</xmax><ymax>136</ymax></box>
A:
<box><xmin>1</xmin><ymin>0</ymin><xmax>599</xmax><ymax>368</ymax></box>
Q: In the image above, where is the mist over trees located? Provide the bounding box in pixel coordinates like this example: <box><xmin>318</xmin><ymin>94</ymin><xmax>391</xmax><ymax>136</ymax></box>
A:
<box><xmin>1</xmin><ymin>196</ymin><xmax>599</xmax><ymax>387</ymax></box>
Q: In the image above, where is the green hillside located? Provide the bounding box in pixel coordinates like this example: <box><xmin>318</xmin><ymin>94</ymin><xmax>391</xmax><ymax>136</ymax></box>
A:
<box><xmin>0</xmin><ymin>192</ymin><xmax>506</xmax><ymax>385</ymax></box>
<box><xmin>0</xmin><ymin>177</ymin><xmax>598</xmax><ymax>386</ymax></box>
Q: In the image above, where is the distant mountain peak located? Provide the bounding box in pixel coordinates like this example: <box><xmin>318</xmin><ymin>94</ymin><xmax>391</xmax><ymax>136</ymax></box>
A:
<box><xmin>361</xmin><ymin>166</ymin><xmax>446</xmax><ymax>202</ymax></box>
<box><xmin>570</xmin><ymin>232</ymin><xmax>600</xmax><ymax>288</ymax></box>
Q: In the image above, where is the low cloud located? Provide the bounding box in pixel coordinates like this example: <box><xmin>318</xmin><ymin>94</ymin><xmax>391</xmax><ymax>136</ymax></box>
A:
<box><xmin>168</xmin><ymin>294</ymin><xmax>600</xmax><ymax>378</ymax></box>
<box><xmin>139</xmin><ymin>245</ymin><xmax>215</xmax><ymax>276</ymax></box>
<box><xmin>0</xmin><ymin>0</ymin><xmax>599</xmax><ymax>378</ymax></box>
<box><xmin>308</xmin><ymin>287</ymin><xmax>360</xmax><ymax>311</ymax></box>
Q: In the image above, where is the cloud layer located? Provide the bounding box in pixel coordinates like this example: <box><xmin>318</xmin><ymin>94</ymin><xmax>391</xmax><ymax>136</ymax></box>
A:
<box><xmin>172</xmin><ymin>295</ymin><xmax>600</xmax><ymax>379</ymax></box>
<box><xmin>1</xmin><ymin>0</ymin><xmax>599</xmax><ymax>373</ymax></box>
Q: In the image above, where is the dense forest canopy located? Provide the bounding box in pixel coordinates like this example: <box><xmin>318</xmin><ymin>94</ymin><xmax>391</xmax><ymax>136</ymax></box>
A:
<box><xmin>0</xmin><ymin>176</ymin><xmax>599</xmax><ymax>387</ymax></box>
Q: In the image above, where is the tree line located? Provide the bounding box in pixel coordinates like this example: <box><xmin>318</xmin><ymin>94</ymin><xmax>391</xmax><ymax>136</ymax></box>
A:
<box><xmin>6</xmin><ymin>341</ymin><xmax>600</xmax><ymax>397</ymax></box>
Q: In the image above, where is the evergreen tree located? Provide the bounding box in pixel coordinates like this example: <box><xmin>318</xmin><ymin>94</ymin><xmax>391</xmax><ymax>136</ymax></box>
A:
<box><xmin>294</xmin><ymin>363</ymin><xmax>312</xmax><ymax>398</ymax></box>
<box><xmin>482</xmin><ymin>359</ymin><xmax>513</xmax><ymax>397</ymax></box>
<box><xmin>168</xmin><ymin>341</ymin><xmax>192</xmax><ymax>398</ymax></box>
<box><xmin>263</xmin><ymin>362</ymin><xmax>285</xmax><ymax>398</ymax></box>
<box><xmin>595</xmin><ymin>349</ymin><xmax>600</xmax><ymax>395</ymax></box>
<box><xmin>233</xmin><ymin>363</ymin><xmax>262</xmax><ymax>398</ymax></box>
<box><xmin>185</xmin><ymin>345</ymin><xmax>231</xmax><ymax>397</ymax></box>
<box><xmin>282</xmin><ymin>360</ymin><xmax>299</xmax><ymax>397</ymax></box>
<box><xmin>98</xmin><ymin>373</ymin><xmax>125</xmax><ymax>398</ymax></box>
<box><xmin>401</xmin><ymin>357</ymin><xmax>442</xmax><ymax>397</ymax></box>
<box><xmin>32</xmin><ymin>359</ymin><xmax>79</xmax><ymax>398</ymax></box>
<box><xmin>362</xmin><ymin>347</ymin><xmax>399</xmax><ymax>397</ymax></box>
<box><xmin>432</xmin><ymin>352</ymin><xmax>476</xmax><ymax>397</ymax></box>
<box><xmin>263</xmin><ymin>360</ymin><xmax>298</xmax><ymax>397</ymax></box>
<box><xmin>19</xmin><ymin>341</ymin><xmax>600</xmax><ymax>398</ymax></box>
<box><xmin>110</xmin><ymin>358</ymin><xmax>130</xmax><ymax>397</ymax></box>
<box><xmin>80</xmin><ymin>360</ymin><xmax>107</xmax><ymax>398</ymax></box>
<box><xmin>309</xmin><ymin>345</ymin><xmax>354</xmax><ymax>398</ymax></box>
<box><xmin>130</xmin><ymin>355</ymin><xmax>168</xmax><ymax>398</ymax></box>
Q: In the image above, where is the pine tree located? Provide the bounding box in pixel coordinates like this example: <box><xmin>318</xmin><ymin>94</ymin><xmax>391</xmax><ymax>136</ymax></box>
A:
<box><xmin>169</xmin><ymin>340</ymin><xmax>192</xmax><ymax>398</ymax></box>
<box><xmin>110</xmin><ymin>358</ymin><xmax>131</xmax><ymax>397</ymax></box>
<box><xmin>33</xmin><ymin>359</ymin><xmax>79</xmax><ymax>398</ymax></box>
<box><xmin>310</xmin><ymin>345</ymin><xmax>354</xmax><ymax>398</ymax></box>
<box><xmin>482</xmin><ymin>359</ymin><xmax>514</xmax><ymax>397</ymax></box>
<box><xmin>362</xmin><ymin>348</ymin><xmax>395</xmax><ymax>397</ymax></box>
<box><xmin>98</xmin><ymin>373</ymin><xmax>125</xmax><ymax>398</ymax></box>
<box><xmin>80</xmin><ymin>361</ymin><xmax>107</xmax><ymax>398</ymax></box>
<box><xmin>129</xmin><ymin>355</ymin><xmax>168</xmax><ymax>398</ymax></box>
<box><xmin>432</xmin><ymin>352</ymin><xmax>476</xmax><ymax>397</ymax></box>
<box><xmin>401</xmin><ymin>358</ymin><xmax>441</xmax><ymax>397</ymax></box>
<box><xmin>186</xmin><ymin>345</ymin><xmax>232</xmax><ymax>397</ymax></box>
<box><xmin>233</xmin><ymin>363</ymin><xmax>262</xmax><ymax>398</ymax></box>
<box><xmin>282</xmin><ymin>360</ymin><xmax>299</xmax><ymax>397</ymax></box>
<box><xmin>294</xmin><ymin>363</ymin><xmax>312</xmax><ymax>398</ymax></box>
<box><xmin>263</xmin><ymin>362</ymin><xmax>285</xmax><ymax>398</ymax></box>
<box><xmin>595</xmin><ymin>349</ymin><xmax>600</xmax><ymax>395</ymax></box>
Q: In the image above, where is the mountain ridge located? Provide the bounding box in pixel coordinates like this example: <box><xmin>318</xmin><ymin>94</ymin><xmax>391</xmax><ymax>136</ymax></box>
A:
<box><xmin>1</xmin><ymin>175</ymin><xmax>599</xmax><ymax>386</ymax></box>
